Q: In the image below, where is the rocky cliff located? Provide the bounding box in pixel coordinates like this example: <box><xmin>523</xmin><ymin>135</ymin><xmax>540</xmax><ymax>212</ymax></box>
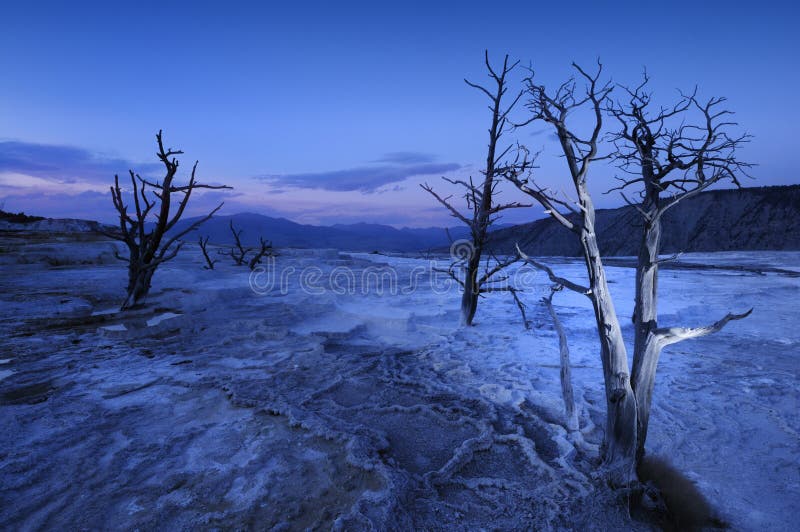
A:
<box><xmin>489</xmin><ymin>185</ymin><xmax>800</xmax><ymax>256</ymax></box>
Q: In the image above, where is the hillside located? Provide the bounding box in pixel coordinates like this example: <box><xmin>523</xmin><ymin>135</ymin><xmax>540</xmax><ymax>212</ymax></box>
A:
<box><xmin>0</xmin><ymin>210</ymin><xmax>111</xmax><ymax>235</ymax></box>
<box><xmin>488</xmin><ymin>185</ymin><xmax>800</xmax><ymax>256</ymax></box>
<box><xmin>3</xmin><ymin>185</ymin><xmax>799</xmax><ymax>254</ymax></box>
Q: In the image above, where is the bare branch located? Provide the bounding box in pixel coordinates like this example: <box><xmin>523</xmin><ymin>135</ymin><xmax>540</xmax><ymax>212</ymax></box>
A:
<box><xmin>654</xmin><ymin>251</ymin><xmax>682</xmax><ymax>264</ymax></box>
<box><xmin>199</xmin><ymin>235</ymin><xmax>217</xmax><ymax>270</ymax></box>
<box><xmin>655</xmin><ymin>309</ymin><xmax>753</xmax><ymax>347</ymax></box>
<box><xmin>420</xmin><ymin>183</ymin><xmax>472</xmax><ymax>227</ymax></box>
<box><xmin>160</xmin><ymin>202</ymin><xmax>224</xmax><ymax>255</ymax></box>
<box><xmin>516</xmin><ymin>244</ymin><xmax>590</xmax><ymax>296</ymax></box>
<box><xmin>510</xmin><ymin>287</ymin><xmax>530</xmax><ymax>330</ymax></box>
<box><xmin>606</xmin><ymin>72</ymin><xmax>753</xmax><ymax>213</ymax></box>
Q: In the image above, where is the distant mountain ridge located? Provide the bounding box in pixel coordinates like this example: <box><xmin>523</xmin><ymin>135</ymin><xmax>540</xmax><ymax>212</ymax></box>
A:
<box><xmin>171</xmin><ymin>213</ymin><xmax>477</xmax><ymax>252</ymax></box>
<box><xmin>4</xmin><ymin>184</ymin><xmax>799</xmax><ymax>254</ymax></box>
<box><xmin>487</xmin><ymin>184</ymin><xmax>800</xmax><ymax>256</ymax></box>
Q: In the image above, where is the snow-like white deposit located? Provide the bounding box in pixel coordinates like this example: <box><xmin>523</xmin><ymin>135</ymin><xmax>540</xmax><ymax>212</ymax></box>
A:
<box><xmin>0</xmin><ymin>238</ymin><xmax>797</xmax><ymax>530</ymax></box>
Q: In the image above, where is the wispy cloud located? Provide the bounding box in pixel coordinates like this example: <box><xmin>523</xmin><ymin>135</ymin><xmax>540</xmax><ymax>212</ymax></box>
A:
<box><xmin>258</xmin><ymin>157</ymin><xmax>461</xmax><ymax>193</ymax></box>
<box><xmin>371</xmin><ymin>151</ymin><xmax>437</xmax><ymax>164</ymax></box>
<box><xmin>0</xmin><ymin>141</ymin><xmax>160</xmax><ymax>184</ymax></box>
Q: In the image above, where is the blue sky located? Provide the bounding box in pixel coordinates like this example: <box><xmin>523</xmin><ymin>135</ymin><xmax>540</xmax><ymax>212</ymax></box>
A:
<box><xmin>1</xmin><ymin>0</ymin><xmax>797</xmax><ymax>226</ymax></box>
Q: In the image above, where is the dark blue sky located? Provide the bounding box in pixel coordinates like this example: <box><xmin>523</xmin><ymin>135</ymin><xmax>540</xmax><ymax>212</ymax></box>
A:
<box><xmin>1</xmin><ymin>1</ymin><xmax>797</xmax><ymax>226</ymax></box>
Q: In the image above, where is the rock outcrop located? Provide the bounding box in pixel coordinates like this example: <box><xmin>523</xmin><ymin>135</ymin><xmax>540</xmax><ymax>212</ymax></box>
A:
<box><xmin>489</xmin><ymin>185</ymin><xmax>800</xmax><ymax>256</ymax></box>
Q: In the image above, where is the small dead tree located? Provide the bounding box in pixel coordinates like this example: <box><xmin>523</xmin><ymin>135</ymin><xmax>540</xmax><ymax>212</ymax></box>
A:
<box><xmin>247</xmin><ymin>236</ymin><xmax>273</xmax><ymax>270</ymax></box>
<box><xmin>607</xmin><ymin>74</ymin><xmax>753</xmax><ymax>461</ymax></box>
<box><xmin>421</xmin><ymin>51</ymin><xmax>530</xmax><ymax>326</ymax></box>
<box><xmin>198</xmin><ymin>235</ymin><xmax>217</xmax><ymax>270</ymax></box>
<box><xmin>221</xmin><ymin>220</ymin><xmax>250</xmax><ymax>265</ymax></box>
<box><xmin>507</xmin><ymin>63</ymin><xmax>639</xmax><ymax>484</ymax></box>
<box><xmin>107</xmin><ymin>131</ymin><xmax>230</xmax><ymax>309</ymax></box>
<box><xmin>220</xmin><ymin>220</ymin><xmax>272</xmax><ymax>270</ymax></box>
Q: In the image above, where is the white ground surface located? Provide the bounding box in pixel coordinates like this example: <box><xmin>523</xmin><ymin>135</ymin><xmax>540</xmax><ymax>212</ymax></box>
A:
<box><xmin>0</xmin><ymin>236</ymin><xmax>797</xmax><ymax>530</ymax></box>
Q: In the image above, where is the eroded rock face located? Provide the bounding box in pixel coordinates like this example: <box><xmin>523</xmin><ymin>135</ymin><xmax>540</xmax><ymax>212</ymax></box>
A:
<box><xmin>490</xmin><ymin>184</ymin><xmax>800</xmax><ymax>256</ymax></box>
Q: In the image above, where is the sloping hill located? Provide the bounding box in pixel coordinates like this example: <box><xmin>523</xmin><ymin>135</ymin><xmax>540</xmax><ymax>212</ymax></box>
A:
<box><xmin>489</xmin><ymin>185</ymin><xmax>800</xmax><ymax>256</ymax></box>
<box><xmin>5</xmin><ymin>185</ymin><xmax>799</xmax><ymax>253</ymax></box>
<box><xmin>0</xmin><ymin>210</ymin><xmax>112</xmax><ymax>234</ymax></box>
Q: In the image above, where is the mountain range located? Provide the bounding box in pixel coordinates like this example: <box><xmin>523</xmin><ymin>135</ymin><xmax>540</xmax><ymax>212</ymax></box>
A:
<box><xmin>172</xmin><ymin>213</ymin><xmax>480</xmax><ymax>252</ymax></box>
<box><xmin>4</xmin><ymin>184</ymin><xmax>799</xmax><ymax>255</ymax></box>
<box><xmin>188</xmin><ymin>184</ymin><xmax>798</xmax><ymax>255</ymax></box>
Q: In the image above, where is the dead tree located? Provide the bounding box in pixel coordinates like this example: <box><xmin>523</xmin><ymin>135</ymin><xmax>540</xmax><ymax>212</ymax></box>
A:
<box><xmin>507</xmin><ymin>63</ymin><xmax>639</xmax><ymax>484</ymax></box>
<box><xmin>247</xmin><ymin>236</ymin><xmax>273</xmax><ymax>270</ymax></box>
<box><xmin>221</xmin><ymin>220</ymin><xmax>250</xmax><ymax>265</ymax></box>
<box><xmin>198</xmin><ymin>235</ymin><xmax>217</xmax><ymax>270</ymax></box>
<box><xmin>107</xmin><ymin>131</ymin><xmax>229</xmax><ymax>309</ymax></box>
<box><xmin>607</xmin><ymin>74</ymin><xmax>753</xmax><ymax>461</ymax></box>
<box><xmin>541</xmin><ymin>284</ymin><xmax>578</xmax><ymax>431</ymax></box>
<box><xmin>421</xmin><ymin>51</ymin><xmax>530</xmax><ymax>326</ymax></box>
<box><xmin>220</xmin><ymin>220</ymin><xmax>272</xmax><ymax>270</ymax></box>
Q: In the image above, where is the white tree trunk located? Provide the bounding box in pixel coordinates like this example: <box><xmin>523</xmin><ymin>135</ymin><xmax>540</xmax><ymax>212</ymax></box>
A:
<box><xmin>578</xmin><ymin>192</ymin><xmax>638</xmax><ymax>484</ymax></box>
<box><xmin>630</xmin><ymin>192</ymin><xmax>751</xmax><ymax>463</ymax></box>
<box><xmin>631</xmin><ymin>208</ymin><xmax>663</xmax><ymax>461</ymax></box>
<box><xmin>543</xmin><ymin>292</ymin><xmax>579</xmax><ymax>431</ymax></box>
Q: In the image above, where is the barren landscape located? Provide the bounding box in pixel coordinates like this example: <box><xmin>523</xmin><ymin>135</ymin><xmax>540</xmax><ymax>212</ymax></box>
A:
<box><xmin>2</xmin><ymin>4</ymin><xmax>798</xmax><ymax>528</ymax></box>
<box><xmin>2</xmin><ymin>233</ymin><xmax>797</xmax><ymax>530</ymax></box>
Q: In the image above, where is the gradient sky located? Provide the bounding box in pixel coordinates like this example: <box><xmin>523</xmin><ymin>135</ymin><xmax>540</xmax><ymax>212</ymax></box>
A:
<box><xmin>1</xmin><ymin>0</ymin><xmax>797</xmax><ymax>227</ymax></box>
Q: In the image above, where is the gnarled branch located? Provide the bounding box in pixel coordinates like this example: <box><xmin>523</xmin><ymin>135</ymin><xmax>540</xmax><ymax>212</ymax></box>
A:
<box><xmin>655</xmin><ymin>308</ymin><xmax>753</xmax><ymax>347</ymax></box>
<box><xmin>516</xmin><ymin>244</ymin><xmax>590</xmax><ymax>296</ymax></box>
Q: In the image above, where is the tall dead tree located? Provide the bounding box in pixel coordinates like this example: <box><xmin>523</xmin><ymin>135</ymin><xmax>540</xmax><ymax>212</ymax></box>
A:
<box><xmin>421</xmin><ymin>51</ymin><xmax>530</xmax><ymax>326</ymax></box>
<box><xmin>607</xmin><ymin>75</ymin><xmax>753</xmax><ymax>461</ymax></box>
<box><xmin>506</xmin><ymin>63</ymin><xmax>639</xmax><ymax>484</ymax></box>
<box><xmin>107</xmin><ymin>131</ymin><xmax>230</xmax><ymax>309</ymax></box>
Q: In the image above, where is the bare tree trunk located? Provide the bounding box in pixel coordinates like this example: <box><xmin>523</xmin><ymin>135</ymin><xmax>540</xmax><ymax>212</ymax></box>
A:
<box><xmin>578</xmin><ymin>197</ymin><xmax>638</xmax><ymax>482</ymax></box>
<box><xmin>461</xmin><ymin>246</ymin><xmax>481</xmax><ymax>325</ymax></box>
<box><xmin>630</xmin><ymin>189</ymin><xmax>662</xmax><ymax>462</ymax></box>
<box><xmin>631</xmin><ymin>335</ymin><xmax>661</xmax><ymax>462</ymax></box>
<box><xmin>123</xmin><ymin>263</ymin><xmax>156</xmax><ymax>310</ymax></box>
<box><xmin>542</xmin><ymin>287</ymin><xmax>578</xmax><ymax>431</ymax></box>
